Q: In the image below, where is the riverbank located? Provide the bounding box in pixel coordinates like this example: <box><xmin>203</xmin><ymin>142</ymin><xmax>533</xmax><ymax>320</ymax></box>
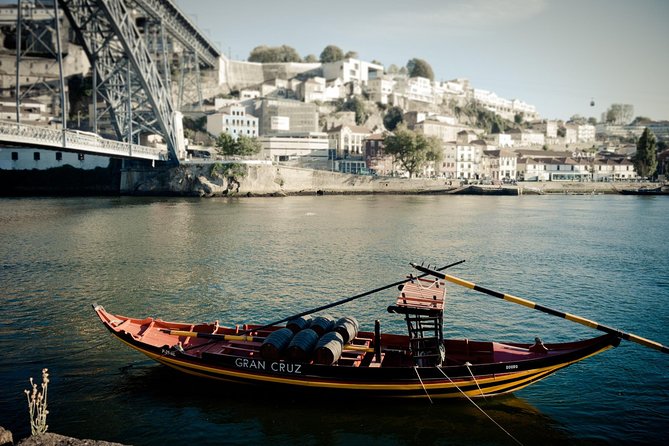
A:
<box><xmin>0</xmin><ymin>426</ymin><xmax>126</xmax><ymax>446</ymax></box>
<box><xmin>121</xmin><ymin>162</ymin><xmax>659</xmax><ymax>197</ymax></box>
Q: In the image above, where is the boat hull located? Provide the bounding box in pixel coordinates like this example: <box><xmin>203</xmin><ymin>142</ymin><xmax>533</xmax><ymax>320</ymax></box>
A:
<box><xmin>94</xmin><ymin>305</ymin><xmax>619</xmax><ymax>399</ymax></box>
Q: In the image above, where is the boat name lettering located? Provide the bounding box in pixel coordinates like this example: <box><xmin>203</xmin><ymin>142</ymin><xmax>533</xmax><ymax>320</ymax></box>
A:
<box><xmin>161</xmin><ymin>348</ymin><xmax>176</xmax><ymax>357</ymax></box>
<box><xmin>506</xmin><ymin>364</ymin><xmax>518</xmax><ymax>370</ymax></box>
<box><xmin>234</xmin><ymin>358</ymin><xmax>302</xmax><ymax>374</ymax></box>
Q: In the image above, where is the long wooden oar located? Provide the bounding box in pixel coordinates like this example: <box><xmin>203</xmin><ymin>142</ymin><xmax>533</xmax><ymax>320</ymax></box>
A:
<box><xmin>411</xmin><ymin>263</ymin><xmax>669</xmax><ymax>354</ymax></box>
<box><xmin>235</xmin><ymin>259</ymin><xmax>466</xmax><ymax>336</ymax></box>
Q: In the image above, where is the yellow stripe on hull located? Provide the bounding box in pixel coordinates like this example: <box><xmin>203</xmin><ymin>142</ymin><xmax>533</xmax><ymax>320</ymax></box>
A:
<box><xmin>115</xmin><ymin>335</ymin><xmax>614</xmax><ymax>398</ymax></box>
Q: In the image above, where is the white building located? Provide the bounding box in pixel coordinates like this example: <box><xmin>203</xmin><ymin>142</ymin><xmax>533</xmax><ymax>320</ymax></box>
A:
<box><xmin>257</xmin><ymin>132</ymin><xmax>330</xmax><ymax>167</ymax></box>
<box><xmin>592</xmin><ymin>158</ymin><xmax>637</xmax><ymax>181</ymax></box>
<box><xmin>366</xmin><ymin>76</ymin><xmax>396</xmax><ymax>105</ymax></box>
<box><xmin>485</xmin><ymin>133</ymin><xmax>513</xmax><ymax>148</ymax></box>
<box><xmin>455</xmin><ymin>131</ymin><xmax>487</xmax><ymax>179</ymax></box>
<box><xmin>321</xmin><ymin>58</ymin><xmax>384</xmax><ymax>85</ymax></box>
<box><xmin>206</xmin><ymin>104</ymin><xmax>258</xmax><ymax>140</ymax></box>
<box><xmin>483</xmin><ymin>149</ymin><xmax>517</xmax><ymax>180</ymax></box>
<box><xmin>471</xmin><ymin>88</ymin><xmax>539</xmax><ymax>121</ymax></box>
<box><xmin>508</xmin><ymin>128</ymin><xmax>545</xmax><ymax>147</ymax></box>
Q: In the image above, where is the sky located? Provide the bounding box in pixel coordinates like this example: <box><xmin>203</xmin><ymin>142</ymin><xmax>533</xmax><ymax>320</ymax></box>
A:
<box><xmin>177</xmin><ymin>0</ymin><xmax>667</xmax><ymax>121</ymax></box>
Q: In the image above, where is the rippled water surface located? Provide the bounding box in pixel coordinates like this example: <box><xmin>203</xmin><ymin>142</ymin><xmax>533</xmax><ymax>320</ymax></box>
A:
<box><xmin>1</xmin><ymin>195</ymin><xmax>667</xmax><ymax>445</ymax></box>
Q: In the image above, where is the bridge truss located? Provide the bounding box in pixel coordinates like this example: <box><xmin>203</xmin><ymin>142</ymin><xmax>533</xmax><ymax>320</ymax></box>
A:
<box><xmin>13</xmin><ymin>0</ymin><xmax>220</xmax><ymax>164</ymax></box>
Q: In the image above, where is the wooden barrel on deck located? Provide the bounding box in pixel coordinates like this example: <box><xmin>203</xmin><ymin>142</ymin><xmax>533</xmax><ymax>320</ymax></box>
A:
<box><xmin>286</xmin><ymin>328</ymin><xmax>319</xmax><ymax>362</ymax></box>
<box><xmin>286</xmin><ymin>315</ymin><xmax>312</xmax><ymax>333</ymax></box>
<box><xmin>334</xmin><ymin>316</ymin><xmax>359</xmax><ymax>344</ymax></box>
<box><xmin>260</xmin><ymin>328</ymin><xmax>294</xmax><ymax>360</ymax></box>
<box><xmin>314</xmin><ymin>331</ymin><xmax>344</xmax><ymax>365</ymax></box>
<box><xmin>310</xmin><ymin>315</ymin><xmax>335</xmax><ymax>336</ymax></box>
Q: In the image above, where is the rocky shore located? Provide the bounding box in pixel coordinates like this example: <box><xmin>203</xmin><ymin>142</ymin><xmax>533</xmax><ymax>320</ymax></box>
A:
<box><xmin>0</xmin><ymin>427</ymin><xmax>126</xmax><ymax>446</ymax></box>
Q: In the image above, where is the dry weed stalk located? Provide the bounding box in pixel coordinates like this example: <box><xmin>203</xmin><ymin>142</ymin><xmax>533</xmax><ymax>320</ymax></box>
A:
<box><xmin>24</xmin><ymin>368</ymin><xmax>49</xmax><ymax>436</ymax></box>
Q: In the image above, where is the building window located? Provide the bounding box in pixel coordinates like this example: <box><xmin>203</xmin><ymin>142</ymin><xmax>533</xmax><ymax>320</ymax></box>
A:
<box><xmin>11</xmin><ymin>151</ymin><xmax>18</xmax><ymax>161</ymax></box>
<box><xmin>33</xmin><ymin>152</ymin><xmax>40</xmax><ymax>161</ymax></box>
<box><xmin>56</xmin><ymin>152</ymin><xmax>63</xmax><ymax>161</ymax></box>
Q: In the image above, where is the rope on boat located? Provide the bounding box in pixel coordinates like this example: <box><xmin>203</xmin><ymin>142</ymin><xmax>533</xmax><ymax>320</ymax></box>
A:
<box><xmin>464</xmin><ymin>362</ymin><xmax>486</xmax><ymax>399</ymax></box>
<box><xmin>413</xmin><ymin>366</ymin><xmax>433</xmax><ymax>404</ymax></box>
<box><xmin>435</xmin><ymin>367</ymin><xmax>523</xmax><ymax>446</ymax></box>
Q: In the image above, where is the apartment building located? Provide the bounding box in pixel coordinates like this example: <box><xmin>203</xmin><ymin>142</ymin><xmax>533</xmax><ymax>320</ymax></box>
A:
<box><xmin>206</xmin><ymin>104</ymin><xmax>258</xmax><ymax>139</ymax></box>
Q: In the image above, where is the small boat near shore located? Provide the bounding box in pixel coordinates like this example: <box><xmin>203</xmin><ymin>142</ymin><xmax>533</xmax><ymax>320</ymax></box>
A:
<box><xmin>450</xmin><ymin>185</ymin><xmax>520</xmax><ymax>196</ymax></box>
<box><xmin>617</xmin><ymin>185</ymin><xmax>669</xmax><ymax>195</ymax></box>
<box><xmin>93</xmin><ymin>262</ymin><xmax>669</xmax><ymax>400</ymax></box>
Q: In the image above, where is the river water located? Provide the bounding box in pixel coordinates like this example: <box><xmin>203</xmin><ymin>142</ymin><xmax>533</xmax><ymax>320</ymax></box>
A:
<box><xmin>0</xmin><ymin>194</ymin><xmax>667</xmax><ymax>445</ymax></box>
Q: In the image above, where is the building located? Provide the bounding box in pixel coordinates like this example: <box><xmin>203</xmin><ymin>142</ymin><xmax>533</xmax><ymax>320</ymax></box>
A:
<box><xmin>543</xmin><ymin>158</ymin><xmax>591</xmax><ymax>181</ymax></box>
<box><xmin>256</xmin><ymin>98</ymin><xmax>319</xmax><ymax>136</ymax></box>
<box><xmin>483</xmin><ymin>149</ymin><xmax>517</xmax><ymax>180</ymax></box>
<box><xmin>471</xmin><ymin>89</ymin><xmax>539</xmax><ymax>121</ymax></box>
<box><xmin>592</xmin><ymin>158</ymin><xmax>637</xmax><ymax>181</ymax></box>
<box><xmin>438</xmin><ymin>142</ymin><xmax>458</xmax><ymax>179</ymax></box>
<box><xmin>257</xmin><ymin>132</ymin><xmax>329</xmax><ymax>167</ymax></box>
<box><xmin>566</xmin><ymin>123</ymin><xmax>595</xmax><ymax>143</ymax></box>
<box><xmin>507</xmin><ymin>128</ymin><xmax>545</xmax><ymax>147</ymax></box>
<box><xmin>455</xmin><ymin>131</ymin><xmax>487</xmax><ymax>179</ymax></box>
<box><xmin>321</xmin><ymin>58</ymin><xmax>383</xmax><ymax>86</ymax></box>
<box><xmin>485</xmin><ymin>133</ymin><xmax>513</xmax><ymax>148</ymax></box>
<box><xmin>297</xmin><ymin>77</ymin><xmax>326</xmax><ymax>103</ymax></box>
<box><xmin>364</xmin><ymin>133</ymin><xmax>394</xmax><ymax>175</ymax></box>
<box><xmin>366</xmin><ymin>76</ymin><xmax>395</xmax><ymax>105</ymax></box>
<box><xmin>206</xmin><ymin>104</ymin><xmax>258</xmax><ymax>139</ymax></box>
<box><xmin>327</xmin><ymin>124</ymin><xmax>372</xmax><ymax>159</ymax></box>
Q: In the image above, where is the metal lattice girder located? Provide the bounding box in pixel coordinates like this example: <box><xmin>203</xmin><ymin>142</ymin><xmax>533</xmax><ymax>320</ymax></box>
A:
<box><xmin>178</xmin><ymin>51</ymin><xmax>203</xmax><ymax>111</ymax></box>
<box><xmin>131</xmin><ymin>0</ymin><xmax>220</xmax><ymax>68</ymax></box>
<box><xmin>59</xmin><ymin>0</ymin><xmax>185</xmax><ymax>162</ymax></box>
<box><xmin>15</xmin><ymin>0</ymin><xmax>67</xmax><ymax>123</ymax></box>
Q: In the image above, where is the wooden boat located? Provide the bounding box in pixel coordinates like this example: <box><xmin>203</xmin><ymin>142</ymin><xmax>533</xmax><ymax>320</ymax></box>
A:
<box><xmin>617</xmin><ymin>185</ymin><xmax>669</xmax><ymax>195</ymax></box>
<box><xmin>93</xmin><ymin>266</ymin><xmax>625</xmax><ymax>400</ymax></box>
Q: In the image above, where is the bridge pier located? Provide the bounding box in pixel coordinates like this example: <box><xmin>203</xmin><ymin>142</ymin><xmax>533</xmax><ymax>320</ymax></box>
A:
<box><xmin>119</xmin><ymin>159</ymin><xmax>171</xmax><ymax>194</ymax></box>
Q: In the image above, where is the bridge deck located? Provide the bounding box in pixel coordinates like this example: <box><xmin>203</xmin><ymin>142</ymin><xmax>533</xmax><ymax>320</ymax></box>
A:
<box><xmin>0</xmin><ymin>122</ymin><xmax>170</xmax><ymax>162</ymax></box>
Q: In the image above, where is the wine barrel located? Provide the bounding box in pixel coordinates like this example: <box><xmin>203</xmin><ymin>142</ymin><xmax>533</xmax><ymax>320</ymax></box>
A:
<box><xmin>316</xmin><ymin>331</ymin><xmax>344</xmax><ymax>348</ymax></box>
<box><xmin>310</xmin><ymin>315</ymin><xmax>335</xmax><ymax>336</ymax></box>
<box><xmin>286</xmin><ymin>328</ymin><xmax>319</xmax><ymax>362</ymax></box>
<box><xmin>286</xmin><ymin>315</ymin><xmax>312</xmax><ymax>333</ymax></box>
<box><xmin>260</xmin><ymin>328</ymin><xmax>294</xmax><ymax>360</ymax></box>
<box><xmin>334</xmin><ymin>316</ymin><xmax>359</xmax><ymax>344</ymax></box>
<box><xmin>314</xmin><ymin>339</ymin><xmax>344</xmax><ymax>365</ymax></box>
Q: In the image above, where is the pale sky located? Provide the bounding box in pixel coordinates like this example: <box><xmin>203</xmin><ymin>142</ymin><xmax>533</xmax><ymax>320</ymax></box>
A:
<box><xmin>175</xmin><ymin>0</ymin><xmax>669</xmax><ymax>122</ymax></box>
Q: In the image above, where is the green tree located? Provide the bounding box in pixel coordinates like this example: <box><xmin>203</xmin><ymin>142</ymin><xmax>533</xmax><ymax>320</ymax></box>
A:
<box><xmin>343</xmin><ymin>97</ymin><xmax>368</xmax><ymax>125</ymax></box>
<box><xmin>569</xmin><ymin>114</ymin><xmax>587</xmax><ymax>125</ymax></box>
<box><xmin>344</xmin><ymin>50</ymin><xmax>358</xmax><ymax>59</ymax></box>
<box><xmin>406</xmin><ymin>58</ymin><xmax>434</xmax><ymax>81</ymax></box>
<box><xmin>383</xmin><ymin>125</ymin><xmax>443</xmax><ymax>178</ymax></box>
<box><xmin>215</xmin><ymin>133</ymin><xmax>236</xmax><ymax>156</ymax></box>
<box><xmin>304</xmin><ymin>54</ymin><xmax>318</xmax><ymax>63</ymax></box>
<box><xmin>235</xmin><ymin>135</ymin><xmax>262</xmax><ymax>156</ymax></box>
<box><xmin>215</xmin><ymin>134</ymin><xmax>262</xmax><ymax>157</ymax></box>
<box><xmin>383</xmin><ymin>106</ymin><xmax>404</xmax><ymax>131</ymax></box>
<box><xmin>320</xmin><ymin>45</ymin><xmax>344</xmax><ymax>63</ymax></box>
<box><xmin>248</xmin><ymin>45</ymin><xmax>301</xmax><ymax>63</ymax></box>
<box><xmin>632</xmin><ymin>128</ymin><xmax>658</xmax><ymax>178</ymax></box>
